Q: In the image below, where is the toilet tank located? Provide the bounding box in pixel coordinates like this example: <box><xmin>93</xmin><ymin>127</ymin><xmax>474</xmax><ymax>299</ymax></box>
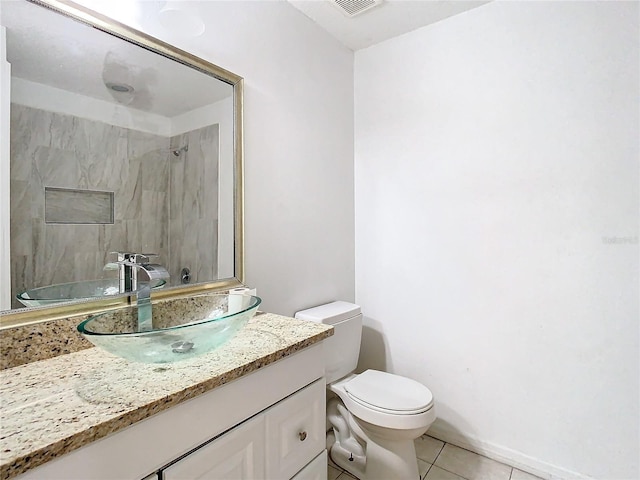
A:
<box><xmin>295</xmin><ymin>301</ymin><xmax>362</xmax><ymax>384</ymax></box>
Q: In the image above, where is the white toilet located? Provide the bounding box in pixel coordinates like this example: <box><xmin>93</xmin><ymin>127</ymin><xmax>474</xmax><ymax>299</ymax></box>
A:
<box><xmin>295</xmin><ymin>301</ymin><xmax>435</xmax><ymax>480</ymax></box>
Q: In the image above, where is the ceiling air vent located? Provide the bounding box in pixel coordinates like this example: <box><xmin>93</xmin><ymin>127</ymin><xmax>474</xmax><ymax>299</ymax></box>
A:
<box><xmin>330</xmin><ymin>0</ymin><xmax>383</xmax><ymax>18</ymax></box>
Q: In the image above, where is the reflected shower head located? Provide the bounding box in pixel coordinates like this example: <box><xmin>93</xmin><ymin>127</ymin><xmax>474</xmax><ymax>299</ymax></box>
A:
<box><xmin>171</xmin><ymin>145</ymin><xmax>188</xmax><ymax>157</ymax></box>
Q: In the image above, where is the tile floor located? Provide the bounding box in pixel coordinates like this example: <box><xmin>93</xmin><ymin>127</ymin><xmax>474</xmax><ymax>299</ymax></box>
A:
<box><xmin>328</xmin><ymin>434</ymin><xmax>544</xmax><ymax>480</ymax></box>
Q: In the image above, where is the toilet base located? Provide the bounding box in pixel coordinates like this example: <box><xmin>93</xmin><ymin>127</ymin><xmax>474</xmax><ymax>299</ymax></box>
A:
<box><xmin>327</xmin><ymin>397</ymin><xmax>428</xmax><ymax>480</ymax></box>
<box><xmin>328</xmin><ymin>431</ymin><xmax>367</xmax><ymax>479</ymax></box>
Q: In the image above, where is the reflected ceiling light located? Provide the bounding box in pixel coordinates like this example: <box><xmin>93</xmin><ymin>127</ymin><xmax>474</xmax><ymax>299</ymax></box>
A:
<box><xmin>105</xmin><ymin>82</ymin><xmax>134</xmax><ymax>93</ymax></box>
<box><xmin>157</xmin><ymin>2</ymin><xmax>206</xmax><ymax>38</ymax></box>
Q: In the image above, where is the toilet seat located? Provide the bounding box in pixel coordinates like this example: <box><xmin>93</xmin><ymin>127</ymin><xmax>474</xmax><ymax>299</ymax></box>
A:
<box><xmin>344</xmin><ymin>370</ymin><xmax>434</xmax><ymax>415</ymax></box>
<box><xmin>347</xmin><ymin>393</ymin><xmax>433</xmax><ymax>416</ymax></box>
<box><xmin>329</xmin><ymin>371</ymin><xmax>436</xmax><ymax>430</ymax></box>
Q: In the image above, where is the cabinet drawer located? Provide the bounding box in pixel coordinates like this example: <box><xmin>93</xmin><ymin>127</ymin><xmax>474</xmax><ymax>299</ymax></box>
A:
<box><xmin>291</xmin><ymin>450</ymin><xmax>327</xmax><ymax>480</ymax></box>
<box><xmin>162</xmin><ymin>415</ymin><xmax>265</xmax><ymax>480</ymax></box>
<box><xmin>266</xmin><ymin>379</ymin><xmax>325</xmax><ymax>480</ymax></box>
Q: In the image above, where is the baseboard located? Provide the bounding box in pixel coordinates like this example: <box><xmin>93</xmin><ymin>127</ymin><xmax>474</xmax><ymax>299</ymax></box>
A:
<box><xmin>427</xmin><ymin>423</ymin><xmax>594</xmax><ymax>480</ymax></box>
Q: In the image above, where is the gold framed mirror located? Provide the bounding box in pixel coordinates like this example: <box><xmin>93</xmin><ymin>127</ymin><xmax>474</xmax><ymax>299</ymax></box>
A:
<box><xmin>0</xmin><ymin>0</ymin><xmax>245</xmax><ymax>328</ymax></box>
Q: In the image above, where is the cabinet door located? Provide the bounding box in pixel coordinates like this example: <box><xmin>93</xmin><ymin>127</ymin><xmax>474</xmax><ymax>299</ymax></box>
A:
<box><xmin>291</xmin><ymin>450</ymin><xmax>327</xmax><ymax>480</ymax></box>
<box><xmin>162</xmin><ymin>415</ymin><xmax>265</xmax><ymax>480</ymax></box>
<box><xmin>266</xmin><ymin>379</ymin><xmax>325</xmax><ymax>480</ymax></box>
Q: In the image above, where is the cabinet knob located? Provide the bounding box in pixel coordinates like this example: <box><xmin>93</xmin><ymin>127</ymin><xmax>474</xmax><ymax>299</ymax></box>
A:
<box><xmin>298</xmin><ymin>431</ymin><xmax>307</xmax><ymax>442</ymax></box>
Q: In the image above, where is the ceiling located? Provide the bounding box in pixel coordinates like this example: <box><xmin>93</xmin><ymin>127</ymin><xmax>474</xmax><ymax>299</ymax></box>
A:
<box><xmin>287</xmin><ymin>0</ymin><xmax>490</xmax><ymax>51</ymax></box>
<box><xmin>1</xmin><ymin>1</ymin><xmax>232</xmax><ymax>118</ymax></box>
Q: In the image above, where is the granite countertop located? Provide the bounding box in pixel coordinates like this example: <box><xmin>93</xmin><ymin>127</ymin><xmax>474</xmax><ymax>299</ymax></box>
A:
<box><xmin>0</xmin><ymin>312</ymin><xmax>332</xmax><ymax>480</ymax></box>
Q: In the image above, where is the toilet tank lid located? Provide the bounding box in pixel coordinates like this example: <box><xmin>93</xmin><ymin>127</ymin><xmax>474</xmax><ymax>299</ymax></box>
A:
<box><xmin>294</xmin><ymin>301</ymin><xmax>361</xmax><ymax>325</ymax></box>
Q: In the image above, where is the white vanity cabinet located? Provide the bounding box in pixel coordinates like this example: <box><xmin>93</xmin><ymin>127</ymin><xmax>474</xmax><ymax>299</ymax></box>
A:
<box><xmin>15</xmin><ymin>343</ymin><xmax>327</xmax><ymax>480</ymax></box>
<box><xmin>161</xmin><ymin>379</ymin><xmax>325</xmax><ymax>480</ymax></box>
<box><xmin>265</xmin><ymin>378</ymin><xmax>325</xmax><ymax>479</ymax></box>
<box><xmin>162</xmin><ymin>412</ymin><xmax>265</xmax><ymax>479</ymax></box>
<box><xmin>291</xmin><ymin>451</ymin><xmax>328</xmax><ymax>480</ymax></box>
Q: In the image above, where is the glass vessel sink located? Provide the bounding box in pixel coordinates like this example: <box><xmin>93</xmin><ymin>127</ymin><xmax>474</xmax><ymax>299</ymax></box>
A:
<box><xmin>16</xmin><ymin>278</ymin><xmax>166</xmax><ymax>307</ymax></box>
<box><xmin>77</xmin><ymin>293</ymin><xmax>261</xmax><ymax>363</ymax></box>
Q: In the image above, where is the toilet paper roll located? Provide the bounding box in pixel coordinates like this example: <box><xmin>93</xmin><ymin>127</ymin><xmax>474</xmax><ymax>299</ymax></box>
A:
<box><xmin>228</xmin><ymin>287</ymin><xmax>257</xmax><ymax>313</ymax></box>
<box><xmin>229</xmin><ymin>287</ymin><xmax>257</xmax><ymax>296</ymax></box>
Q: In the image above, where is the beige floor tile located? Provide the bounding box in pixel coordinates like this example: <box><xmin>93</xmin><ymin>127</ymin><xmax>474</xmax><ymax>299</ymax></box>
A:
<box><xmin>328</xmin><ymin>465</ymin><xmax>342</xmax><ymax>480</ymax></box>
<box><xmin>415</xmin><ymin>435</ymin><xmax>445</xmax><ymax>463</ymax></box>
<box><xmin>435</xmin><ymin>444</ymin><xmax>512</xmax><ymax>480</ymax></box>
<box><xmin>328</xmin><ymin>451</ymin><xmax>341</xmax><ymax>470</ymax></box>
<box><xmin>340</xmin><ymin>469</ymin><xmax>359</xmax><ymax>479</ymax></box>
<box><xmin>511</xmin><ymin>468</ymin><xmax>544</xmax><ymax>480</ymax></box>
<box><xmin>327</xmin><ymin>437</ymin><xmax>542</xmax><ymax>480</ymax></box>
<box><xmin>419</xmin><ymin>459</ymin><xmax>432</xmax><ymax>478</ymax></box>
<box><xmin>425</xmin><ymin>465</ymin><xmax>467</xmax><ymax>480</ymax></box>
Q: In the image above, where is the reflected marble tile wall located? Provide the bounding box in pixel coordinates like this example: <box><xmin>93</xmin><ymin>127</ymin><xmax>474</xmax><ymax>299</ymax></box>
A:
<box><xmin>9</xmin><ymin>104</ymin><xmax>221</xmax><ymax>308</ymax></box>
<box><xmin>9</xmin><ymin>104</ymin><xmax>170</xmax><ymax>308</ymax></box>
<box><xmin>169</xmin><ymin>124</ymin><xmax>219</xmax><ymax>286</ymax></box>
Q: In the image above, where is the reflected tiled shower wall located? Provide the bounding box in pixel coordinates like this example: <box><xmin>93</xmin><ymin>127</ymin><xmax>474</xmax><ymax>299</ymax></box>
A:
<box><xmin>169</xmin><ymin>125</ymin><xmax>219</xmax><ymax>287</ymax></box>
<box><xmin>9</xmin><ymin>104</ymin><xmax>219</xmax><ymax>307</ymax></box>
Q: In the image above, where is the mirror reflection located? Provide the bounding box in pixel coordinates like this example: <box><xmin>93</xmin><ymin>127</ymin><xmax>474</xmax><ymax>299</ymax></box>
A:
<box><xmin>0</xmin><ymin>0</ymin><xmax>240</xmax><ymax>311</ymax></box>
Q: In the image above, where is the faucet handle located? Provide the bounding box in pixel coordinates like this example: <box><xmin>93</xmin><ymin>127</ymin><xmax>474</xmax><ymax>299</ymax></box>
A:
<box><xmin>109</xmin><ymin>251</ymin><xmax>135</xmax><ymax>262</ymax></box>
<box><xmin>130</xmin><ymin>253</ymin><xmax>156</xmax><ymax>264</ymax></box>
<box><xmin>109</xmin><ymin>252</ymin><xmax>159</xmax><ymax>263</ymax></box>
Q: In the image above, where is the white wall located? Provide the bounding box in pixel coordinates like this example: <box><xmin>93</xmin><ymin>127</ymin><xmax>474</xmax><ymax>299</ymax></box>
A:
<box><xmin>0</xmin><ymin>24</ymin><xmax>11</xmax><ymax>310</ymax></box>
<box><xmin>355</xmin><ymin>2</ymin><xmax>638</xmax><ymax>480</ymax></box>
<box><xmin>75</xmin><ymin>0</ymin><xmax>355</xmax><ymax>316</ymax></box>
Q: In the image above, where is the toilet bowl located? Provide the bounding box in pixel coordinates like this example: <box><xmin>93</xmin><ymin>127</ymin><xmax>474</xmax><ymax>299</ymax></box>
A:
<box><xmin>295</xmin><ymin>301</ymin><xmax>436</xmax><ymax>480</ymax></box>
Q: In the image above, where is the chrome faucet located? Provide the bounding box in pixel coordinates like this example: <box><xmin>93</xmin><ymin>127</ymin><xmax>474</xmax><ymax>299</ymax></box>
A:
<box><xmin>107</xmin><ymin>252</ymin><xmax>170</xmax><ymax>331</ymax></box>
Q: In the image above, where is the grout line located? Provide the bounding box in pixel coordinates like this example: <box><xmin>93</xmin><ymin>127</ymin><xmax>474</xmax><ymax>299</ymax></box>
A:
<box><xmin>432</xmin><ymin>438</ymin><xmax>446</xmax><ymax>465</ymax></box>
<box><xmin>423</xmin><ymin>462</ymin><xmax>434</xmax><ymax>479</ymax></box>
<box><xmin>420</xmin><ymin>435</ymin><xmax>446</xmax><ymax>479</ymax></box>
<box><xmin>437</xmin><ymin>464</ymin><xmax>470</xmax><ymax>480</ymax></box>
<box><xmin>434</xmin><ymin>441</ymin><xmax>472</xmax><ymax>480</ymax></box>
<box><xmin>438</xmin><ymin>466</ymin><xmax>471</xmax><ymax>480</ymax></box>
